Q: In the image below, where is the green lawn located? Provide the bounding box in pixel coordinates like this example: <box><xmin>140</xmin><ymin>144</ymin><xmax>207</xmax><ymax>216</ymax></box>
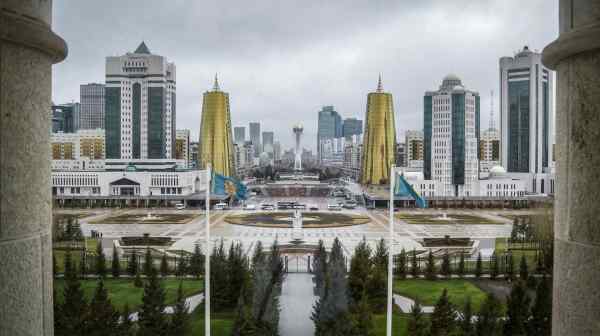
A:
<box><xmin>495</xmin><ymin>238</ymin><xmax>539</xmax><ymax>266</ymax></box>
<box><xmin>394</xmin><ymin>279</ymin><xmax>487</xmax><ymax>311</ymax></box>
<box><xmin>54</xmin><ymin>278</ymin><xmax>203</xmax><ymax>311</ymax></box>
<box><xmin>373</xmin><ymin>312</ymin><xmax>412</xmax><ymax>336</ymax></box>
<box><xmin>187</xmin><ymin>308</ymin><xmax>235</xmax><ymax>336</ymax></box>
<box><xmin>396</xmin><ymin>213</ymin><xmax>502</xmax><ymax>225</ymax></box>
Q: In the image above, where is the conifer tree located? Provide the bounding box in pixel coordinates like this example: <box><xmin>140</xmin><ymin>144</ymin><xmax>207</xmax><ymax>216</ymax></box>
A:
<box><xmin>112</xmin><ymin>246</ymin><xmax>121</xmax><ymax>278</ymax></box>
<box><xmin>474</xmin><ymin>252</ymin><xmax>483</xmax><ymax>279</ymax></box>
<box><xmin>475</xmin><ymin>294</ymin><xmax>503</xmax><ymax>336</ymax></box>
<box><xmin>527</xmin><ymin>277</ymin><xmax>552</xmax><ymax>336</ymax></box>
<box><xmin>519</xmin><ymin>255</ymin><xmax>529</xmax><ymax>281</ymax></box>
<box><xmin>160</xmin><ymin>253</ymin><xmax>169</xmax><ymax>277</ymax></box>
<box><xmin>352</xmin><ymin>293</ymin><xmax>375</xmax><ymax>336</ymax></box>
<box><xmin>313</xmin><ymin>239</ymin><xmax>328</xmax><ymax>297</ymax></box>
<box><xmin>144</xmin><ymin>247</ymin><xmax>154</xmax><ymax>276</ymax></box>
<box><xmin>232</xmin><ymin>276</ymin><xmax>256</xmax><ymax>336</ymax></box>
<box><xmin>441</xmin><ymin>250</ymin><xmax>451</xmax><ymax>278</ymax></box>
<box><xmin>87</xmin><ymin>279</ymin><xmax>119</xmax><ymax>335</ymax></box>
<box><xmin>56</xmin><ymin>253</ymin><xmax>88</xmax><ymax>336</ymax></box>
<box><xmin>211</xmin><ymin>239</ymin><xmax>230</xmax><ymax>310</ymax></box>
<box><xmin>168</xmin><ymin>282</ymin><xmax>190</xmax><ymax>336</ymax></box>
<box><xmin>425</xmin><ymin>250</ymin><xmax>436</xmax><ymax>280</ymax></box>
<box><xmin>53</xmin><ymin>254</ymin><xmax>58</xmax><ymax>277</ymax></box>
<box><xmin>252</xmin><ymin>240</ymin><xmax>264</xmax><ymax>267</ymax></box>
<box><xmin>253</xmin><ymin>240</ymin><xmax>284</xmax><ymax>335</ymax></box>
<box><xmin>228</xmin><ymin>242</ymin><xmax>249</xmax><ymax>309</ymax></box>
<box><xmin>348</xmin><ymin>238</ymin><xmax>372</xmax><ymax>304</ymax></box>
<box><xmin>127</xmin><ymin>250</ymin><xmax>138</xmax><ymax>277</ymax></box>
<box><xmin>430</xmin><ymin>288</ymin><xmax>457</xmax><ymax>336</ymax></box>
<box><xmin>176</xmin><ymin>254</ymin><xmax>187</xmax><ymax>277</ymax></box>
<box><xmin>460</xmin><ymin>297</ymin><xmax>474</xmax><ymax>336</ymax></box>
<box><xmin>490</xmin><ymin>252</ymin><xmax>499</xmax><ymax>279</ymax></box>
<box><xmin>397</xmin><ymin>248</ymin><xmax>407</xmax><ymax>279</ymax></box>
<box><xmin>368</xmin><ymin>238</ymin><xmax>388</xmax><ymax>311</ymax></box>
<box><xmin>505</xmin><ymin>252</ymin><xmax>515</xmax><ymax>281</ymax></box>
<box><xmin>134</xmin><ymin>270</ymin><xmax>144</xmax><ymax>288</ymax></box>
<box><xmin>189</xmin><ymin>243</ymin><xmax>204</xmax><ymax>279</ymax></box>
<box><xmin>119</xmin><ymin>304</ymin><xmax>134</xmax><ymax>336</ymax></box>
<box><xmin>138</xmin><ymin>269</ymin><xmax>168</xmax><ymax>335</ymax></box>
<box><xmin>95</xmin><ymin>241</ymin><xmax>106</xmax><ymax>277</ymax></box>
<box><xmin>457</xmin><ymin>252</ymin><xmax>465</xmax><ymax>278</ymax></box>
<box><xmin>79</xmin><ymin>251</ymin><xmax>88</xmax><ymax>279</ymax></box>
<box><xmin>407</xmin><ymin>299</ymin><xmax>429</xmax><ymax>336</ymax></box>
<box><xmin>504</xmin><ymin>281</ymin><xmax>531</xmax><ymax>336</ymax></box>
<box><xmin>411</xmin><ymin>249</ymin><xmax>419</xmax><ymax>278</ymax></box>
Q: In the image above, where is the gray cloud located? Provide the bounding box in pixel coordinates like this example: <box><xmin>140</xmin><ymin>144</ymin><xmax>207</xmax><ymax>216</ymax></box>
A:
<box><xmin>52</xmin><ymin>0</ymin><xmax>558</xmax><ymax>150</ymax></box>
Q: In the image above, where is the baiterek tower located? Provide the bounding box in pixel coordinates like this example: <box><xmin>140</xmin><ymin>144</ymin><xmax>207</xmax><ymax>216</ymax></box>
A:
<box><xmin>199</xmin><ymin>74</ymin><xmax>235</xmax><ymax>176</ymax></box>
<box><xmin>360</xmin><ymin>75</ymin><xmax>397</xmax><ymax>185</ymax></box>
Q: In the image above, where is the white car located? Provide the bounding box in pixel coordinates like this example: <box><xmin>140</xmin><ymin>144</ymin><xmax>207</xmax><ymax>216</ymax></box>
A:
<box><xmin>327</xmin><ymin>204</ymin><xmax>342</xmax><ymax>211</ymax></box>
<box><xmin>175</xmin><ymin>203</ymin><xmax>185</xmax><ymax>210</ymax></box>
<box><xmin>243</xmin><ymin>204</ymin><xmax>256</xmax><ymax>210</ymax></box>
<box><xmin>214</xmin><ymin>202</ymin><xmax>229</xmax><ymax>210</ymax></box>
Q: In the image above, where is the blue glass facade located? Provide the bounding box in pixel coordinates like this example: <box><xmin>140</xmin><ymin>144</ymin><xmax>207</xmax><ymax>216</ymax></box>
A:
<box><xmin>132</xmin><ymin>83</ymin><xmax>141</xmax><ymax>158</ymax></box>
<box><xmin>451</xmin><ymin>93</ymin><xmax>466</xmax><ymax>186</ymax></box>
<box><xmin>147</xmin><ymin>87</ymin><xmax>164</xmax><ymax>158</ymax></box>
<box><xmin>105</xmin><ymin>87</ymin><xmax>121</xmax><ymax>158</ymax></box>
<box><xmin>507</xmin><ymin>80</ymin><xmax>530</xmax><ymax>172</ymax></box>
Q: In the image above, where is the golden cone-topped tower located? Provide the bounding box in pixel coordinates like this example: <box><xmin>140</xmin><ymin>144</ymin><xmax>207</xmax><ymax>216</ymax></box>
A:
<box><xmin>360</xmin><ymin>75</ymin><xmax>397</xmax><ymax>185</ymax></box>
<box><xmin>199</xmin><ymin>74</ymin><xmax>235</xmax><ymax>176</ymax></box>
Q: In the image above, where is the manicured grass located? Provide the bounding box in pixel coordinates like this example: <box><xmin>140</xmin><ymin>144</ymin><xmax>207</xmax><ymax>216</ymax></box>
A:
<box><xmin>89</xmin><ymin>213</ymin><xmax>199</xmax><ymax>224</ymax></box>
<box><xmin>394</xmin><ymin>279</ymin><xmax>487</xmax><ymax>311</ymax></box>
<box><xmin>396</xmin><ymin>213</ymin><xmax>502</xmax><ymax>225</ymax></box>
<box><xmin>495</xmin><ymin>238</ymin><xmax>538</xmax><ymax>266</ymax></box>
<box><xmin>54</xmin><ymin>278</ymin><xmax>203</xmax><ymax>311</ymax></box>
<box><xmin>187</xmin><ymin>307</ymin><xmax>235</xmax><ymax>336</ymax></box>
<box><xmin>373</xmin><ymin>312</ymin><xmax>412</xmax><ymax>336</ymax></box>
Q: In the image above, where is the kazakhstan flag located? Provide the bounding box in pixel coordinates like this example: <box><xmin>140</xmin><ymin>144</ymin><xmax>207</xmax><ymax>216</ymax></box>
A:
<box><xmin>394</xmin><ymin>174</ymin><xmax>427</xmax><ymax>208</ymax></box>
<box><xmin>212</xmin><ymin>172</ymin><xmax>247</xmax><ymax>200</ymax></box>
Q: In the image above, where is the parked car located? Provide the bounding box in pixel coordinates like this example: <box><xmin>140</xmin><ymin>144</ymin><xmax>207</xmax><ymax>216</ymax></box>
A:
<box><xmin>308</xmin><ymin>204</ymin><xmax>319</xmax><ymax>211</ymax></box>
<box><xmin>214</xmin><ymin>202</ymin><xmax>229</xmax><ymax>210</ymax></box>
<box><xmin>293</xmin><ymin>204</ymin><xmax>306</xmax><ymax>210</ymax></box>
<box><xmin>243</xmin><ymin>204</ymin><xmax>256</xmax><ymax>210</ymax></box>
<box><xmin>327</xmin><ymin>204</ymin><xmax>342</xmax><ymax>211</ymax></box>
<box><xmin>343</xmin><ymin>201</ymin><xmax>357</xmax><ymax>209</ymax></box>
<box><xmin>261</xmin><ymin>203</ymin><xmax>275</xmax><ymax>210</ymax></box>
<box><xmin>175</xmin><ymin>203</ymin><xmax>186</xmax><ymax>210</ymax></box>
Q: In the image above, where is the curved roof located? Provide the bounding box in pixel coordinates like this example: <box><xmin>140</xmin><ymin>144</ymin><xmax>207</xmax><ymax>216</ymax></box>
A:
<box><xmin>443</xmin><ymin>73</ymin><xmax>460</xmax><ymax>81</ymax></box>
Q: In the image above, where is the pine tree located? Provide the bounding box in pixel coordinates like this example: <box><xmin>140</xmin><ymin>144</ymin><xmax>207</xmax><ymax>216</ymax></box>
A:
<box><xmin>176</xmin><ymin>254</ymin><xmax>187</xmax><ymax>277</ymax></box>
<box><xmin>232</xmin><ymin>277</ymin><xmax>257</xmax><ymax>336</ymax></box>
<box><xmin>397</xmin><ymin>248</ymin><xmax>407</xmax><ymax>279</ymax></box>
<box><xmin>189</xmin><ymin>243</ymin><xmax>204</xmax><ymax>279</ymax></box>
<box><xmin>519</xmin><ymin>255</ymin><xmax>529</xmax><ymax>281</ymax></box>
<box><xmin>407</xmin><ymin>299</ymin><xmax>429</xmax><ymax>336</ymax></box>
<box><xmin>348</xmin><ymin>237</ymin><xmax>372</xmax><ymax>304</ymax></box>
<box><xmin>411</xmin><ymin>249</ymin><xmax>419</xmax><ymax>278</ymax></box>
<box><xmin>87</xmin><ymin>279</ymin><xmax>119</xmax><ymax>335</ymax></box>
<box><xmin>352</xmin><ymin>293</ymin><xmax>375</xmax><ymax>336</ymax></box>
<box><xmin>527</xmin><ymin>277</ymin><xmax>552</xmax><ymax>336</ymax></box>
<box><xmin>475</xmin><ymin>294</ymin><xmax>503</xmax><ymax>336</ymax></box>
<box><xmin>474</xmin><ymin>252</ymin><xmax>483</xmax><ymax>279</ymax></box>
<box><xmin>490</xmin><ymin>252</ymin><xmax>499</xmax><ymax>280</ymax></box>
<box><xmin>430</xmin><ymin>288</ymin><xmax>457</xmax><ymax>336</ymax></box>
<box><xmin>457</xmin><ymin>252</ymin><xmax>465</xmax><ymax>278</ymax></box>
<box><xmin>119</xmin><ymin>303</ymin><xmax>134</xmax><ymax>336</ymax></box>
<box><xmin>134</xmin><ymin>270</ymin><xmax>144</xmax><ymax>288</ymax></box>
<box><xmin>112</xmin><ymin>246</ymin><xmax>121</xmax><ymax>278</ymax></box>
<box><xmin>95</xmin><ymin>241</ymin><xmax>106</xmax><ymax>277</ymax></box>
<box><xmin>79</xmin><ymin>251</ymin><xmax>88</xmax><ymax>279</ymax></box>
<box><xmin>253</xmin><ymin>240</ymin><xmax>284</xmax><ymax>335</ymax></box>
<box><xmin>368</xmin><ymin>238</ymin><xmax>388</xmax><ymax>311</ymax></box>
<box><xmin>160</xmin><ymin>253</ymin><xmax>169</xmax><ymax>277</ymax></box>
<box><xmin>228</xmin><ymin>242</ymin><xmax>249</xmax><ymax>309</ymax></box>
<box><xmin>425</xmin><ymin>250</ymin><xmax>436</xmax><ymax>280</ymax></box>
<box><xmin>138</xmin><ymin>269</ymin><xmax>168</xmax><ymax>335</ymax></box>
<box><xmin>144</xmin><ymin>247</ymin><xmax>154</xmax><ymax>276</ymax></box>
<box><xmin>211</xmin><ymin>239</ymin><xmax>230</xmax><ymax>310</ymax></box>
<box><xmin>53</xmin><ymin>254</ymin><xmax>58</xmax><ymax>277</ymax></box>
<box><xmin>460</xmin><ymin>297</ymin><xmax>474</xmax><ymax>336</ymax></box>
<box><xmin>441</xmin><ymin>250</ymin><xmax>451</xmax><ymax>278</ymax></box>
<box><xmin>127</xmin><ymin>250</ymin><xmax>138</xmax><ymax>277</ymax></box>
<box><xmin>252</xmin><ymin>240</ymin><xmax>265</xmax><ymax>267</ymax></box>
<box><xmin>56</xmin><ymin>253</ymin><xmax>88</xmax><ymax>336</ymax></box>
<box><xmin>313</xmin><ymin>239</ymin><xmax>328</xmax><ymax>297</ymax></box>
<box><xmin>168</xmin><ymin>282</ymin><xmax>190</xmax><ymax>336</ymax></box>
<box><xmin>504</xmin><ymin>281</ymin><xmax>531</xmax><ymax>336</ymax></box>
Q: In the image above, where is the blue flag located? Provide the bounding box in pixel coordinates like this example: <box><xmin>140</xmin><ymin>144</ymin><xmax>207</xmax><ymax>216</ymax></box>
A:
<box><xmin>394</xmin><ymin>174</ymin><xmax>427</xmax><ymax>208</ymax></box>
<box><xmin>211</xmin><ymin>172</ymin><xmax>247</xmax><ymax>200</ymax></box>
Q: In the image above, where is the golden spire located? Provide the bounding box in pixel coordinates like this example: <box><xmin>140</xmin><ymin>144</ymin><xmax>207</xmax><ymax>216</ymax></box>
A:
<box><xmin>213</xmin><ymin>73</ymin><xmax>220</xmax><ymax>91</ymax></box>
<box><xmin>376</xmin><ymin>73</ymin><xmax>383</xmax><ymax>93</ymax></box>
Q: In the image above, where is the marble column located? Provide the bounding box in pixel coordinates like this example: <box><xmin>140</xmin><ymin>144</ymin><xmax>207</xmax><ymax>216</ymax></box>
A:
<box><xmin>542</xmin><ymin>1</ymin><xmax>600</xmax><ymax>335</ymax></box>
<box><xmin>0</xmin><ymin>1</ymin><xmax>67</xmax><ymax>335</ymax></box>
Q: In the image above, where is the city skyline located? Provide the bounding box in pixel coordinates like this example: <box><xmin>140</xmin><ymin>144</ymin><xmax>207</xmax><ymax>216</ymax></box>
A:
<box><xmin>51</xmin><ymin>0</ymin><xmax>557</xmax><ymax>150</ymax></box>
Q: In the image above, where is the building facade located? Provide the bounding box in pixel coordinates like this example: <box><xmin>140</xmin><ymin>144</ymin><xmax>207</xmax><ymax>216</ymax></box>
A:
<box><xmin>52</xmin><ymin>103</ymin><xmax>79</xmax><ymax>133</ymax></box>
<box><xmin>105</xmin><ymin>42</ymin><xmax>176</xmax><ymax>160</ymax></box>
<box><xmin>51</xmin><ymin>129</ymin><xmax>106</xmax><ymax>171</ymax></box>
<box><xmin>189</xmin><ymin>142</ymin><xmax>199</xmax><ymax>169</ymax></box>
<box><xmin>234</xmin><ymin>126</ymin><xmax>246</xmax><ymax>144</ymax></box>
<box><xmin>198</xmin><ymin>75</ymin><xmax>234</xmax><ymax>176</ymax></box>
<box><xmin>500</xmin><ymin>46</ymin><xmax>554</xmax><ymax>176</ymax></box>
<box><xmin>344</xmin><ymin>135</ymin><xmax>362</xmax><ymax>180</ymax></box>
<box><xmin>360</xmin><ymin>76</ymin><xmax>396</xmax><ymax>185</ymax></box>
<box><xmin>480</xmin><ymin>128</ymin><xmax>500</xmax><ymax>172</ymax></box>
<box><xmin>342</xmin><ymin>117</ymin><xmax>363</xmax><ymax>140</ymax></box>
<box><xmin>80</xmin><ymin>83</ymin><xmax>105</xmax><ymax>129</ymax></box>
<box><xmin>262</xmin><ymin>131</ymin><xmax>274</xmax><ymax>157</ymax></box>
<box><xmin>175</xmin><ymin>129</ymin><xmax>190</xmax><ymax>167</ymax></box>
<box><xmin>405</xmin><ymin>130</ymin><xmax>424</xmax><ymax>169</ymax></box>
<box><xmin>396</xmin><ymin>142</ymin><xmax>406</xmax><ymax>167</ymax></box>
<box><xmin>424</xmin><ymin>75</ymin><xmax>480</xmax><ymax>196</ymax></box>
<box><xmin>317</xmin><ymin>105</ymin><xmax>342</xmax><ymax>162</ymax></box>
<box><xmin>249</xmin><ymin>122</ymin><xmax>261</xmax><ymax>157</ymax></box>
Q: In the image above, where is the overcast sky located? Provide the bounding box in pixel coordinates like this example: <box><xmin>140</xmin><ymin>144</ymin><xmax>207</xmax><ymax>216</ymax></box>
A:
<box><xmin>52</xmin><ymin>0</ymin><xmax>558</xmax><ymax>151</ymax></box>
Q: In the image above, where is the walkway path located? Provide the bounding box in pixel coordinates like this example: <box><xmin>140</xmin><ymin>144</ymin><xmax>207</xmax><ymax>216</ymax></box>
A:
<box><xmin>129</xmin><ymin>292</ymin><xmax>204</xmax><ymax>321</ymax></box>
<box><xmin>279</xmin><ymin>273</ymin><xmax>316</xmax><ymax>336</ymax></box>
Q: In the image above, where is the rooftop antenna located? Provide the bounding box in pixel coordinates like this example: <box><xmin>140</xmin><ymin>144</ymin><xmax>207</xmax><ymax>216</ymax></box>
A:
<box><xmin>376</xmin><ymin>73</ymin><xmax>383</xmax><ymax>93</ymax></box>
<box><xmin>490</xmin><ymin>90</ymin><xmax>496</xmax><ymax>130</ymax></box>
<box><xmin>213</xmin><ymin>73</ymin><xmax>220</xmax><ymax>91</ymax></box>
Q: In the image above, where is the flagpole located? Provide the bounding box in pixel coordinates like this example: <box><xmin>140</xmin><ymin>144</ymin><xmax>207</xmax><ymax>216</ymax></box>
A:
<box><xmin>205</xmin><ymin>164</ymin><xmax>211</xmax><ymax>336</ymax></box>
<box><xmin>386</xmin><ymin>164</ymin><xmax>395</xmax><ymax>336</ymax></box>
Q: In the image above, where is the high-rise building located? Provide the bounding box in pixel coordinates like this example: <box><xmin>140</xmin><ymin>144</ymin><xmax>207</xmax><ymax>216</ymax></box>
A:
<box><xmin>80</xmin><ymin>83</ymin><xmax>105</xmax><ymax>129</ymax></box>
<box><xmin>405</xmin><ymin>130</ymin><xmax>424</xmax><ymax>168</ymax></box>
<box><xmin>396</xmin><ymin>142</ymin><xmax>406</xmax><ymax>167</ymax></box>
<box><xmin>480</xmin><ymin>128</ymin><xmax>500</xmax><ymax>172</ymax></box>
<box><xmin>199</xmin><ymin>75</ymin><xmax>234</xmax><ymax>176</ymax></box>
<box><xmin>234</xmin><ymin>126</ymin><xmax>246</xmax><ymax>144</ymax></box>
<box><xmin>344</xmin><ymin>135</ymin><xmax>363</xmax><ymax>180</ymax></box>
<box><xmin>189</xmin><ymin>142</ymin><xmax>199</xmax><ymax>169</ymax></box>
<box><xmin>175</xmin><ymin>129</ymin><xmax>190</xmax><ymax>167</ymax></box>
<box><xmin>500</xmin><ymin>46</ymin><xmax>554</xmax><ymax>175</ymax></box>
<box><xmin>52</xmin><ymin>103</ymin><xmax>79</xmax><ymax>133</ymax></box>
<box><xmin>105</xmin><ymin>42</ymin><xmax>176</xmax><ymax>159</ymax></box>
<box><xmin>273</xmin><ymin>141</ymin><xmax>281</xmax><ymax>163</ymax></box>
<box><xmin>262</xmin><ymin>131</ymin><xmax>274</xmax><ymax>157</ymax></box>
<box><xmin>342</xmin><ymin>118</ymin><xmax>363</xmax><ymax>140</ymax></box>
<box><xmin>51</xmin><ymin>129</ymin><xmax>106</xmax><ymax>171</ymax></box>
<box><xmin>360</xmin><ymin>76</ymin><xmax>396</xmax><ymax>185</ymax></box>
<box><xmin>317</xmin><ymin>105</ymin><xmax>342</xmax><ymax>162</ymax></box>
<box><xmin>249</xmin><ymin>122</ymin><xmax>261</xmax><ymax>157</ymax></box>
<box><xmin>424</xmin><ymin>74</ymin><xmax>480</xmax><ymax>196</ymax></box>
